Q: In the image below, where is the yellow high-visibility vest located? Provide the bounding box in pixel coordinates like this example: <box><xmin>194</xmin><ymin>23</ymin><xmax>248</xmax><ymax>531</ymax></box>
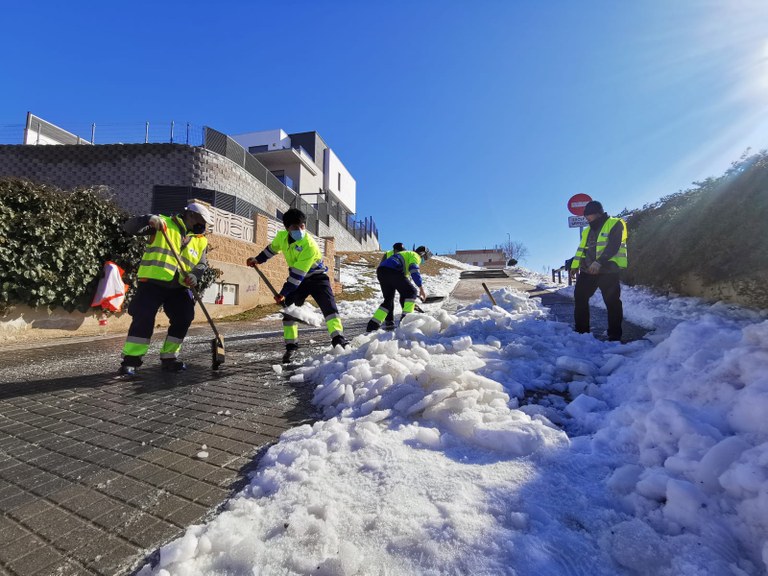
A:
<box><xmin>137</xmin><ymin>215</ymin><xmax>207</xmax><ymax>285</ymax></box>
<box><xmin>571</xmin><ymin>217</ymin><xmax>627</xmax><ymax>270</ymax></box>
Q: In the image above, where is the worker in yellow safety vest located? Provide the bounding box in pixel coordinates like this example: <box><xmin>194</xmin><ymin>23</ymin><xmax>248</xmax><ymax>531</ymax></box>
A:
<box><xmin>381</xmin><ymin>242</ymin><xmax>405</xmax><ymax>262</ymax></box>
<box><xmin>380</xmin><ymin>242</ymin><xmax>406</xmax><ymax>327</ymax></box>
<box><xmin>247</xmin><ymin>208</ymin><xmax>348</xmax><ymax>364</ymax></box>
<box><xmin>118</xmin><ymin>202</ymin><xmax>213</xmax><ymax>376</ymax></box>
<box><xmin>367</xmin><ymin>246</ymin><xmax>429</xmax><ymax>332</ymax></box>
<box><xmin>569</xmin><ymin>200</ymin><xmax>628</xmax><ymax>342</ymax></box>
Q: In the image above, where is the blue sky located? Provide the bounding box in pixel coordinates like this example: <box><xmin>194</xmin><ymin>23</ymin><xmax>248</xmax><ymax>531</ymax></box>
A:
<box><xmin>2</xmin><ymin>0</ymin><xmax>767</xmax><ymax>271</ymax></box>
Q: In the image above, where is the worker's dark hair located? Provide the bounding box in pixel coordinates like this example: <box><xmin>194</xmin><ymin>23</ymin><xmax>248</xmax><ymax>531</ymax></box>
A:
<box><xmin>282</xmin><ymin>208</ymin><xmax>306</xmax><ymax>228</ymax></box>
<box><xmin>415</xmin><ymin>245</ymin><xmax>427</xmax><ymax>254</ymax></box>
<box><xmin>392</xmin><ymin>242</ymin><xmax>405</xmax><ymax>252</ymax></box>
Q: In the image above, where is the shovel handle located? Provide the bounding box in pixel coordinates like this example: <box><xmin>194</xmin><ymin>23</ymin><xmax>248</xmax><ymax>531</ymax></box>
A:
<box><xmin>250</xmin><ymin>265</ymin><xmax>311</xmax><ymax>325</ymax></box>
<box><xmin>158</xmin><ymin>226</ymin><xmax>222</xmax><ymax>341</ymax></box>
<box><xmin>251</xmin><ymin>264</ymin><xmax>281</xmax><ymax>299</ymax></box>
<box><xmin>481</xmin><ymin>282</ymin><xmax>498</xmax><ymax>306</ymax></box>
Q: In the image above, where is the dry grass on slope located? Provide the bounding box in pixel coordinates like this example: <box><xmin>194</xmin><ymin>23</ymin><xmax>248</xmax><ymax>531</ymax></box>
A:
<box><xmin>336</xmin><ymin>251</ymin><xmax>461</xmax><ymax>276</ymax></box>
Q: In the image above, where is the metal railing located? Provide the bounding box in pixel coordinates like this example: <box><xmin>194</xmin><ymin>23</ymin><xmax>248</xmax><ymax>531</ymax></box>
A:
<box><xmin>202</xmin><ymin>127</ymin><xmax>378</xmax><ymax>243</ymax></box>
<box><xmin>0</xmin><ymin>121</ymin><xmax>205</xmax><ymax>146</ymax></box>
<box><xmin>318</xmin><ymin>189</ymin><xmax>378</xmax><ymax>242</ymax></box>
<box><xmin>0</xmin><ymin>119</ymin><xmax>378</xmax><ymax>244</ymax></box>
<box><xmin>552</xmin><ymin>259</ymin><xmax>574</xmax><ymax>286</ymax></box>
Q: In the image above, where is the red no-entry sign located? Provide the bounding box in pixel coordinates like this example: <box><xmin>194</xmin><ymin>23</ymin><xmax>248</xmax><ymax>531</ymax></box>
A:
<box><xmin>567</xmin><ymin>193</ymin><xmax>592</xmax><ymax>216</ymax></box>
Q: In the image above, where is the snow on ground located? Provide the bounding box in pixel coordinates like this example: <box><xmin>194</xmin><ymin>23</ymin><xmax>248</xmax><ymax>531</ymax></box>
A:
<box><xmin>139</xmin><ymin>262</ymin><xmax>768</xmax><ymax>576</ymax></box>
<box><xmin>289</xmin><ymin>255</ymin><xmax>467</xmax><ymax>323</ymax></box>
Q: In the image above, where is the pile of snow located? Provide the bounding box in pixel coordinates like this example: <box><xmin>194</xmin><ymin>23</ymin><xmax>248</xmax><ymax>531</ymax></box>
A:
<box><xmin>140</xmin><ymin>278</ymin><xmax>768</xmax><ymax>575</ymax></box>
<box><xmin>280</xmin><ymin>303</ymin><xmax>323</xmax><ymax>327</ymax></box>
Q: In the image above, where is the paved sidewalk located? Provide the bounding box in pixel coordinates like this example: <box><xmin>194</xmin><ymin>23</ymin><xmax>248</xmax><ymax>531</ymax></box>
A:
<box><xmin>0</xmin><ymin>318</ymin><xmax>355</xmax><ymax>576</ymax></box>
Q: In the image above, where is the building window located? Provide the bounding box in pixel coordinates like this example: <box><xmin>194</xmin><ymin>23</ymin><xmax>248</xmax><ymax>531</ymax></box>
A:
<box><xmin>249</xmin><ymin>145</ymin><xmax>268</xmax><ymax>153</ymax></box>
<box><xmin>202</xmin><ymin>282</ymin><xmax>239</xmax><ymax>305</ymax></box>
<box><xmin>272</xmin><ymin>170</ymin><xmax>293</xmax><ymax>189</ymax></box>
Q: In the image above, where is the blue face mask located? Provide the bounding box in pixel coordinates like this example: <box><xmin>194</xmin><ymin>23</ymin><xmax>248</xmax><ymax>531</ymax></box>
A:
<box><xmin>290</xmin><ymin>229</ymin><xmax>305</xmax><ymax>241</ymax></box>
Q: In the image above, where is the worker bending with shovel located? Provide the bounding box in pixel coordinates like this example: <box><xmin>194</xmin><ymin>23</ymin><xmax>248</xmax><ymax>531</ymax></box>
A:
<box><xmin>118</xmin><ymin>202</ymin><xmax>213</xmax><ymax>376</ymax></box>
<box><xmin>367</xmin><ymin>246</ymin><xmax>429</xmax><ymax>332</ymax></box>
<box><xmin>247</xmin><ymin>208</ymin><xmax>348</xmax><ymax>364</ymax></box>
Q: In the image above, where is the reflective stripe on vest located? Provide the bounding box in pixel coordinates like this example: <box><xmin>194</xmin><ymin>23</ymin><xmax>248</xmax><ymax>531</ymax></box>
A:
<box><xmin>269</xmin><ymin>230</ymin><xmax>326</xmax><ymax>276</ymax></box>
<box><xmin>394</xmin><ymin>251</ymin><xmax>422</xmax><ymax>277</ymax></box>
<box><xmin>571</xmin><ymin>217</ymin><xmax>627</xmax><ymax>270</ymax></box>
<box><xmin>137</xmin><ymin>215</ymin><xmax>207</xmax><ymax>285</ymax></box>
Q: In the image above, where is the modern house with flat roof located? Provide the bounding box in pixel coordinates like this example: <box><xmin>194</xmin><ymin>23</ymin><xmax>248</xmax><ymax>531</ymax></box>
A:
<box><xmin>232</xmin><ymin>129</ymin><xmax>356</xmax><ymax>214</ymax></box>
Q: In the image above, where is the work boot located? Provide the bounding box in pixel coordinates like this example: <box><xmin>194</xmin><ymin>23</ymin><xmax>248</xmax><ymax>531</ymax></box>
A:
<box><xmin>383</xmin><ymin>321</ymin><xmax>396</xmax><ymax>331</ymax></box>
<box><xmin>282</xmin><ymin>344</ymin><xmax>299</xmax><ymax>364</ymax></box>
<box><xmin>366</xmin><ymin>320</ymin><xmax>379</xmax><ymax>333</ymax></box>
<box><xmin>117</xmin><ymin>365</ymin><xmax>136</xmax><ymax>377</ymax></box>
<box><xmin>161</xmin><ymin>359</ymin><xmax>187</xmax><ymax>372</ymax></box>
<box><xmin>331</xmin><ymin>335</ymin><xmax>349</xmax><ymax>349</ymax></box>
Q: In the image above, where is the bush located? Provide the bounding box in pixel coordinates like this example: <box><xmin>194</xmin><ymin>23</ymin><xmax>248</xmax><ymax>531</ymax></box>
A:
<box><xmin>0</xmin><ymin>179</ymin><xmax>219</xmax><ymax>314</ymax></box>
<box><xmin>623</xmin><ymin>150</ymin><xmax>768</xmax><ymax>306</ymax></box>
<box><xmin>0</xmin><ymin>179</ymin><xmax>145</xmax><ymax>313</ymax></box>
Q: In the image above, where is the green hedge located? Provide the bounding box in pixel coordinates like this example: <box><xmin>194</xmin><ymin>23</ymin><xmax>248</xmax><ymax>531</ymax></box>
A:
<box><xmin>621</xmin><ymin>150</ymin><xmax>768</xmax><ymax>307</ymax></box>
<box><xmin>0</xmin><ymin>179</ymin><xmax>219</xmax><ymax>314</ymax></box>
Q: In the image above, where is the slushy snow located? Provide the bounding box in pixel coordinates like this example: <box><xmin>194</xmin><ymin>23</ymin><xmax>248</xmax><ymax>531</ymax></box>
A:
<box><xmin>138</xmin><ymin>259</ymin><xmax>768</xmax><ymax>576</ymax></box>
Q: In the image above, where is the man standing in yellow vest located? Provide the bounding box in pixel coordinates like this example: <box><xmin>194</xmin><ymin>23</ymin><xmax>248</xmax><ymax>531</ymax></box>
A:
<box><xmin>246</xmin><ymin>208</ymin><xmax>348</xmax><ymax>364</ymax></box>
<box><xmin>570</xmin><ymin>201</ymin><xmax>628</xmax><ymax>342</ymax></box>
<box><xmin>118</xmin><ymin>202</ymin><xmax>213</xmax><ymax>376</ymax></box>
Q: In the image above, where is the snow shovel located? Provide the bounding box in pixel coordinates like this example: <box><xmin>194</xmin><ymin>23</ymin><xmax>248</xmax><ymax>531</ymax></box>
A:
<box><xmin>159</xmin><ymin>227</ymin><xmax>225</xmax><ymax>370</ymax></box>
<box><xmin>421</xmin><ymin>295</ymin><xmax>446</xmax><ymax>304</ymax></box>
<box><xmin>481</xmin><ymin>282</ymin><xmax>498</xmax><ymax>306</ymax></box>
<box><xmin>250</xmin><ymin>264</ymin><xmax>313</xmax><ymax>325</ymax></box>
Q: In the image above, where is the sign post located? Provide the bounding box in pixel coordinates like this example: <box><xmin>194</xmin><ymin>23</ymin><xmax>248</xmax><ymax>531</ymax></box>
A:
<box><xmin>567</xmin><ymin>194</ymin><xmax>592</xmax><ymax>251</ymax></box>
<box><xmin>563</xmin><ymin>193</ymin><xmax>592</xmax><ymax>280</ymax></box>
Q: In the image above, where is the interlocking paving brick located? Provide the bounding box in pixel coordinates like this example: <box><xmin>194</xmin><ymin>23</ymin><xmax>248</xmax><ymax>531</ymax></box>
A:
<box><xmin>132</xmin><ymin>520</ymin><xmax>181</xmax><ymax>553</ymax></box>
<box><xmin>167</xmin><ymin>501</ymin><xmax>210</xmax><ymax>527</ymax></box>
<box><xmin>49</xmin><ymin>520</ymin><xmax>105</xmax><ymax>552</ymax></box>
<box><xmin>7</xmin><ymin>544</ymin><xmax>67</xmax><ymax>576</ymax></box>
<box><xmin>79</xmin><ymin>536</ymin><xmax>139</xmax><ymax>575</ymax></box>
<box><xmin>23</xmin><ymin>506</ymin><xmax>80</xmax><ymax>542</ymax></box>
<box><xmin>0</xmin><ymin>532</ymin><xmax>48</xmax><ymax>565</ymax></box>
<box><xmin>194</xmin><ymin>486</ymin><xmax>230</xmax><ymax>508</ymax></box>
<box><xmin>1</xmin><ymin>491</ymin><xmax>39</xmax><ymax>514</ymax></box>
<box><xmin>0</xmin><ymin>516</ymin><xmax>29</xmax><ymax>546</ymax></box>
<box><xmin>0</xmin><ymin>319</ymin><xmax>334</xmax><ymax>574</ymax></box>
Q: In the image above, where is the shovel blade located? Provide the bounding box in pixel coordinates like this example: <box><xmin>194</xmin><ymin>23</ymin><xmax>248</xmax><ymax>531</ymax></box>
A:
<box><xmin>280</xmin><ymin>310</ymin><xmax>312</xmax><ymax>325</ymax></box>
<box><xmin>422</xmin><ymin>295</ymin><xmax>446</xmax><ymax>303</ymax></box>
<box><xmin>211</xmin><ymin>335</ymin><xmax>225</xmax><ymax>369</ymax></box>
